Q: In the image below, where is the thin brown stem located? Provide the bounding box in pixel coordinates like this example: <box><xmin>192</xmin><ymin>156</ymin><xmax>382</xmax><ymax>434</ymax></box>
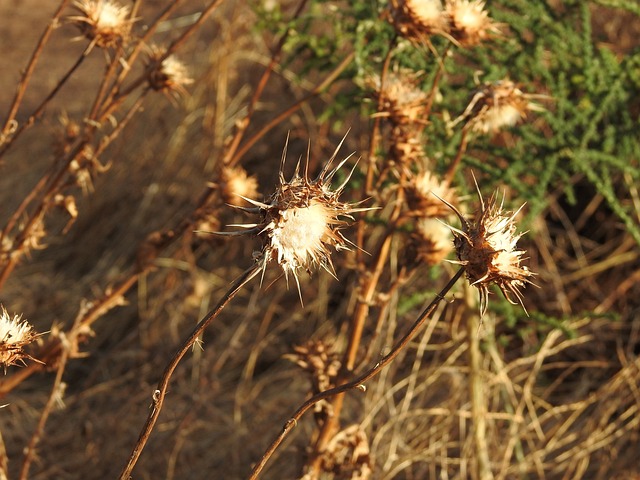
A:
<box><xmin>0</xmin><ymin>0</ymin><xmax>71</xmax><ymax>151</ymax></box>
<box><xmin>18</xmin><ymin>324</ymin><xmax>76</xmax><ymax>480</ymax></box>
<box><xmin>221</xmin><ymin>0</ymin><xmax>310</xmax><ymax>167</ymax></box>
<box><xmin>248</xmin><ymin>267</ymin><xmax>464</xmax><ymax>480</ymax></box>
<box><xmin>306</xmin><ymin>201</ymin><xmax>407</xmax><ymax>474</ymax></box>
<box><xmin>119</xmin><ymin>264</ymin><xmax>261</xmax><ymax>480</ymax></box>
<box><xmin>0</xmin><ymin>272</ymin><xmax>141</xmax><ymax>397</ymax></box>
<box><xmin>228</xmin><ymin>51</ymin><xmax>355</xmax><ymax>167</ymax></box>
<box><xmin>445</xmin><ymin>125</ymin><xmax>470</xmax><ymax>185</ymax></box>
<box><xmin>0</xmin><ymin>43</ymin><xmax>93</xmax><ymax>157</ymax></box>
<box><xmin>0</xmin><ymin>94</ymin><xmax>145</xmax><ymax>292</ymax></box>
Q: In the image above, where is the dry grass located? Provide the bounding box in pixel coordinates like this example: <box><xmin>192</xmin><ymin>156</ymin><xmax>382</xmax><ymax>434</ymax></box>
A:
<box><xmin>0</xmin><ymin>1</ymin><xmax>639</xmax><ymax>480</ymax></box>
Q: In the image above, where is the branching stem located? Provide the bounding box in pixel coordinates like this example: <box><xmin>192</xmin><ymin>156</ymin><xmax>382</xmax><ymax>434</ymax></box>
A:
<box><xmin>248</xmin><ymin>267</ymin><xmax>464</xmax><ymax>480</ymax></box>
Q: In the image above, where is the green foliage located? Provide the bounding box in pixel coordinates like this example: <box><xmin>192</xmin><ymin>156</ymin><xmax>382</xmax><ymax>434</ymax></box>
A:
<box><xmin>256</xmin><ymin>1</ymin><xmax>639</xmax><ymax>340</ymax></box>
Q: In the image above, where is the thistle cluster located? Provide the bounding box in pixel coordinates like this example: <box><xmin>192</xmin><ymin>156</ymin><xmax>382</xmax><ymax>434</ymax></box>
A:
<box><xmin>0</xmin><ymin>306</ymin><xmax>38</xmax><ymax>371</ymax></box>
<box><xmin>219</xmin><ymin>166</ymin><xmax>259</xmax><ymax>207</ymax></box>
<box><xmin>303</xmin><ymin>425</ymin><xmax>372</xmax><ymax>480</ymax></box>
<box><xmin>443</xmin><ymin>185</ymin><xmax>535</xmax><ymax>316</ymax></box>
<box><xmin>390</xmin><ymin>0</ymin><xmax>501</xmax><ymax>47</ymax></box>
<box><xmin>368</xmin><ymin>70</ymin><xmax>430</xmax><ymax>169</ymax></box>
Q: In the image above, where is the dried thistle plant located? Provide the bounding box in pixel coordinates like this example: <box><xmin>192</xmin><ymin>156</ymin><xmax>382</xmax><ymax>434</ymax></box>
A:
<box><xmin>410</xmin><ymin>217</ymin><xmax>453</xmax><ymax>266</ymax></box>
<box><xmin>145</xmin><ymin>46</ymin><xmax>194</xmax><ymax>98</ymax></box>
<box><xmin>70</xmin><ymin>0</ymin><xmax>134</xmax><ymax>49</ymax></box>
<box><xmin>0</xmin><ymin>306</ymin><xmax>38</xmax><ymax>371</ymax></box>
<box><xmin>368</xmin><ymin>70</ymin><xmax>428</xmax><ymax>127</ymax></box>
<box><xmin>445</xmin><ymin>0</ymin><xmax>501</xmax><ymax>47</ymax></box>
<box><xmin>222</xmin><ymin>136</ymin><xmax>367</xmax><ymax>296</ymax></box>
<box><xmin>301</xmin><ymin>425</ymin><xmax>372</xmax><ymax>480</ymax></box>
<box><xmin>285</xmin><ymin>340</ymin><xmax>342</xmax><ymax>422</ymax></box>
<box><xmin>406</xmin><ymin>170</ymin><xmax>458</xmax><ymax>218</ymax></box>
<box><xmin>219</xmin><ymin>166</ymin><xmax>260</xmax><ymax>207</ymax></box>
<box><xmin>454</xmin><ymin>79</ymin><xmax>544</xmax><ymax>134</ymax></box>
<box><xmin>389</xmin><ymin>0</ymin><xmax>448</xmax><ymax>42</ymax></box>
<box><xmin>440</xmin><ymin>181</ymin><xmax>535</xmax><ymax>316</ymax></box>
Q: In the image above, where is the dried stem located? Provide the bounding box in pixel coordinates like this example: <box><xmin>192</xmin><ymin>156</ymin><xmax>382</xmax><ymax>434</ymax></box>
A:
<box><xmin>18</xmin><ymin>324</ymin><xmax>77</xmax><ymax>480</ymax></box>
<box><xmin>221</xmin><ymin>0</ymin><xmax>310</xmax><ymax>167</ymax></box>
<box><xmin>0</xmin><ymin>0</ymin><xmax>71</xmax><ymax>152</ymax></box>
<box><xmin>119</xmin><ymin>264</ymin><xmax>261</xmax><ymax>480</ymax></box>
<box><xmin>445</xmin><ymin>125</ymin><xmax>470</xmax><ymax>185</ymax></box>
<box><xmin>0</xmin><ymin>273</ymin><xmax>140</xmax><ymax>397</ymax></box>
<box><xmin>465</xmin><ymin>285</ymin><xmax>494</xmax><ymax>480</ymax></box>
<box><xmin>228</xmin><ymin>51</ymin><xmax>355</xmax><ymax>167</ymax></box>
<box><xmin>249</xmin><ymin>267</ymin><xmax>464</xmax><ymax>480</ymax></box>
<box><xmin>0</xmin><ymin>42</ymin><xmax>93</xmax><ymax>157</ymax></box>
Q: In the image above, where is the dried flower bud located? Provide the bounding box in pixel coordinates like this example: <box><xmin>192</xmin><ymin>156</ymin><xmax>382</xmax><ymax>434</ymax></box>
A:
<box><xmin>455</xmin><ymin>79</ymin><xmax>543</xmax><ymax>134</ymax></box>
<box><xmin>442</xmin><ymin>182</ymin><xmax>535</xmax><ymax>316</ymax></box>
<box><xmin>284</xmin><ymin>340</ymin><xmax>341</xmax><ymax>422</ymax></box>
<box><xmin>146</xmin><ymin>47</ymin><xmax>194</xmax><ymax>97</ymax></box>
<box><xmin>303</xmin><ymin>425</ymin><xmax>371</xmax><ymax>480</ymax></box>
<box><xmin>406</xmin><ymin>171</ymin><xmax>458</xmax><ymax>217</ymax></box>
<box><xmin>389</xmin><ymin>0</ymin><xmax>448</xmax><ymax>42</ymax></box>
<box><xmin>0</xmin><ymin>306</ymin><xmax>38</xmax><ymax>370</ymax></box>
<box><xmin>368</xmin><ymin>70</ymin><xmax>428</xmax><ymax>126</ymax></box>
<box><xmin>220</xmin><ymin>166</ymin><xmax>259</xmax><ymax>207</ymax></box>
<box><xmin>445</xmin><ymin>0</ymin><xmax>500</xmax><ymax>47</ymax></box>
<box><xmin>285</xmin><ymin>340</ymin><xmax>341</xmax><ymax>393</ymax></box>
<box><xmin>52</xmin><ymin>113</ymin><xmax>81</xmax><ymax>157</ymax></box>
<box><xmin>70</xmin><ymin>0</ymin><xmax>133</xmax><ymax>48</ymax></box>
<box><xmin>221</xmin><ymin>137</ymin><xmax>367</xmax><ymax>297</ymax></box>
<box><xmin>410</xmin><ymin>217</ymin><xmax>453</xmax><ymax>265</ymax></box>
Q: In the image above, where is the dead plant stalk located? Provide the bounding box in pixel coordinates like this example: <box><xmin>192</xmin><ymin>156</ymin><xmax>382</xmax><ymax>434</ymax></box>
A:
<box><xmin>249</xmin><ymin>267</ymin><xmax>464</xmax><ymax>480</ymax></box>
<box><xmin>119</xmin><ymin>264</ymin><xmax>261</xmax><ymax>479</ymax></box>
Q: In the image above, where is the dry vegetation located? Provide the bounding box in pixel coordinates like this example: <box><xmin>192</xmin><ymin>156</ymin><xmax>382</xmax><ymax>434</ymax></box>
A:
<box><xmin>0</xmin><ymin>1</ymin><xmax>639</xmax><ymax>479</ymax></box>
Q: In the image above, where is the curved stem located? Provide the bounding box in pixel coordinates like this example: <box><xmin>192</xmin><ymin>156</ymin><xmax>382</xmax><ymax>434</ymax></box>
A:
<box><xmin>248</xmin><ymin>267</ymin><xmax>464</xmax><ymax>480</ymax></box>
<box><xmin>119</xmin><ymin>264</ymin><xmax>261</xmax><ymax>480</ymax></box>
<box><xmin>0</xmin><ymin>0</ymin><xmax>71</xmax><ymax>152</ymax></box>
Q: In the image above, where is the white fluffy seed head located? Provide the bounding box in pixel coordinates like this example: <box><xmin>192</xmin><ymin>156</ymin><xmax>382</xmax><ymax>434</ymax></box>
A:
<box><xmin>390</xmin><ymin>0</ymin><xmax>448</xmax><ymax>42</ymax></box>
<box><xmin>222</xmin><ymin>136</ymin><xmax>368</xmax><ymax>299</ymax></box>
<box><xmin>71</xmin><ymin>0</ymin><xmax>133</xmax><ymax>48</ymax></box>
<box><xmin>455</xmin><ymin>79</ymin><xmax>543</xmax><ymax>134</ymax></box>
<box><xmin>0</xmin><ymin>306</ymin><xmax>37</xmax><ymax>369</ymax></box>
<box><xmin>446</xmin><ymin>0</ymin><xmax>499</xmax><ymax>47</ymax></box>
<box><xmin>443</xmin><ymin>185</ymin><xmax>535</xmax><ymax>316</ymax></box>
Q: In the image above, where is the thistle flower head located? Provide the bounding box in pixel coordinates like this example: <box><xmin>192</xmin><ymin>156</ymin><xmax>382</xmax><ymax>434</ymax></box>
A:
<box><xmin>441</xmin><ymin>181</ymin><xmax>535</xmax><ymax>316</ymax></box>
<box><xmin>222</xmin><ymin>136</ymin><xmax>367</xmax><ymax>298</ymax></box>
<box><xmin>220</xmin><ymin>166</ymin><xmax>259</xmax><ymax>207</ymax></box>
<box><xmin>0</xmin><ymin>307</ymin><xmax>38</xmax><ymax>371</ymax></box>
<box><xmin>71</xmin><ymin>0</ymin><xmax>133</xmax><ymax>48</ymax></box>
<box><xmin>411</xmin><ymin>217</ymin><xmax>453</xmax><ymax>265</ymax></box>
<box><xmin>445</xmin><ymin>0</ymin><xmax>500</xmax><ymax>47</ymax></box>
<box><xmin>146</xmin><ymin>46</ymin><xmax>194</xmax><ymax>97</ymax></box>
<box><xmin>389</xmin><ymin>0</ymin><xmax>448</xmax><ymax>42</ymax></box>
<box><xmin>368</xmin><ymin>70</ymin><xmax>428</xmax><ymax>126</ymax></box>
<box><xmin>406</xmin><ymin>170</ymin><xmax>458</xmax><ymax>217</ymax></box>
<box><xmin>457</xmin><ymin>79</ymin><xmax>543</xmax><ymax>134</ymax></box>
